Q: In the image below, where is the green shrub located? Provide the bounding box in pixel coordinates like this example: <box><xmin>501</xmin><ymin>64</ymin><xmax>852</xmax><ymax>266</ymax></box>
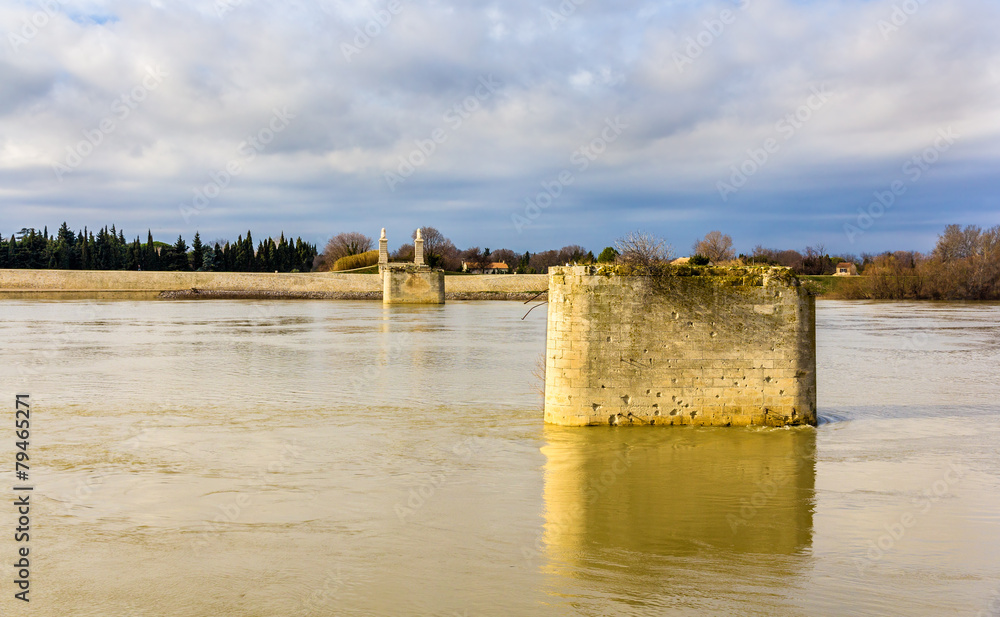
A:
<box><xmin>332</xmin><ymin>250</ymin><xmax>379</xmax><ymax>271</ymax></box>
<box><xmin>689</xmin><ymin>254</ymin><xmax>710</xmax><ymax>266</ymax></box>
<box><xmin>597</xmin><ymin>246</ymin><xmax>619</xmax><ymax>263</ymax></box>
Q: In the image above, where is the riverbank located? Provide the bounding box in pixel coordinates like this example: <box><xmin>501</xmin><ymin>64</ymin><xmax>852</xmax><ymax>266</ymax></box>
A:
<box><xmin>0</xmin><ymin>269</ymin><xmax>549</xmax><ymax>300</ymax></box>
<box><xmin>800</xmin><ymin>275</ymin><xmax>857</xmax><ymax>297</ymax></box>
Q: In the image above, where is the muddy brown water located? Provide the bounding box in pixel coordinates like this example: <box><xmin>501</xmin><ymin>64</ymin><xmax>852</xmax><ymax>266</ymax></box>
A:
<box><xmin>1</xmin><ymin>299</ymin><xmax>998</xmax><ymax>616</ymax></box>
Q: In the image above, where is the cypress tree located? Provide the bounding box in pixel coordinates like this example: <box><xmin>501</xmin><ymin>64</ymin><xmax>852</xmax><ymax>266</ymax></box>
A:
<box><xmin>191</xmin><ymin>232</ymin><xmax>204</xmax><ymax>271</ymax></box>
<box><xmin>170</xmin><ymin>235</ymin><xmax>189</xmax><ymax>271</ymax></box>
<box><xmin>233</xmin><ymin>235</ymin><xmax>244</xmax><ymax>272</ymax></box>
<box><xmin>80</xmin><ymin>227</ymin><xmax>90</xmax><ymax>269</ymax></box>
<box><xmin>7</xmin><ymin>235</ymin><xmax>16</xmax><ymax>267</ymax></box>
<box><xmin>244</xmin><ymin>231</ymin><xmax>254</xmax><ymax>271</ymax></box>
<box><xmin>211</xmin><ymin>243</ymin><xmax>222</xmax><ymax>271</ymax></box>
<box><xmin>144</xmin><ymin>230</ymin><xmax>160</xmax><ymax>270</ymax></box>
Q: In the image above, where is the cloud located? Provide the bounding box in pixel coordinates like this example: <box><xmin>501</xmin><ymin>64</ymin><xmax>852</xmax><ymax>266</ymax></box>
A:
<box><xmin>0</xmin><ymin>0</ymin><xmax>997</xmax><ymax>254</ymax></box>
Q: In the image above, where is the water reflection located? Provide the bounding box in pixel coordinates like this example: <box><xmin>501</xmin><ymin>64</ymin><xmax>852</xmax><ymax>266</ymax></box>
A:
<box><xmin>540</xmin><ymin>426</ymin><xmax>816</xmax><ymax>612</ymax></box>
<box><xmin>2</xmin><ymin>300</ymin><xmax>999</xmax><ymax>616</ymax></box>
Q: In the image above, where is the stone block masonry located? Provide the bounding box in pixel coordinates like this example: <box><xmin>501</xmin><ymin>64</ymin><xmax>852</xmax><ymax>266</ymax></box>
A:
<box><xmin>383</xmin><ymin>266</ymin><xmax>445</xmax><ymax>304</ymax></box>
<box><xmin>378</xmin><ymin>228</ymin><xmax>444</xmax><ymax>304</ymax></box>
<box><xmin>543</xmin><ymin>265</ymin><xmax>817</xmax><ymax>427</ymax></box>
<box><xmin>0</xmin><ymin>269</ymin><xmax>548</xmax><ymax>300</ymax></box>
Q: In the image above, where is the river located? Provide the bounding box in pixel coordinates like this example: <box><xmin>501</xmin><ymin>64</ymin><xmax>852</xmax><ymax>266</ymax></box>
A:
<box><xmin>1</xmin><ymin>299</ymin><xmax>998</xmax><ymax>616</ymax></box>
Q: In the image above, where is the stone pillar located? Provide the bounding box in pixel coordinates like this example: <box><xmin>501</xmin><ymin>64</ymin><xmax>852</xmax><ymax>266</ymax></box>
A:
<box><xmin>543</xmin><ymin>265</ymin><xmax>817</xmax><ymax>427</ymax></box>
<box><xmin>414</xmin><ymin>228</ymin><xmax>424</xmax><ymax>266</ymax></box>
<box><xmin>378</xmin><ymin>228</ymin><xmax>388</xmax><ymax>272</ymax></box>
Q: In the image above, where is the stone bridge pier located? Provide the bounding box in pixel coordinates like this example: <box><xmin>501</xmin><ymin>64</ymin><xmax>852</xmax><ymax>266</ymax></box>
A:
<box><xmin>543</xmin><ymin>265</ymin><xmax>817</xmax><ymax>427</ymax></box>
<box><xmin>379</xmin><ymin>228</ymin><xmax>445</xmax><ymax>305</ymax></box>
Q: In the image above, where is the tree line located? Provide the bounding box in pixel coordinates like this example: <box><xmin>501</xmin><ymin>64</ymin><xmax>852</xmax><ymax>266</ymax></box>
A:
<box><xmin>9</xmin><ymin>222</ymin><xmax>996</xmax><ymax>300</ymax></box>
<box><xmin>835</xmin><ymin>224</ymin><xmax>1000</xmax><ymax>300</ymax></box>
<box><xmin>603</xmin><ymin>226</ymin><xmax>1000</xmax><ymax>301</ymax></box>
<box><xmin>312</xmin><ymin>227</ymin><xmax>865</xmax><ymax>276</ymax></box>
<box><xmin>0</xmin><ymin>223</ymin><xmax>317</xmax><ymax>272</ymax></box>
<box><xmin>315</xmin><ymin>227</ymin><xmax>597</xmax><ymax>274</ymax></box>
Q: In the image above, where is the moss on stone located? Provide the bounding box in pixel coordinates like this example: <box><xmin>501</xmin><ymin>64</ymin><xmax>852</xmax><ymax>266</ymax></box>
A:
<box><xmin>579</xmin><ymin>264</ymin><xmax>800</xmax><ymax>298</ymax></box>
<box><xmin>588</xmin><ymin>263</ymin><xmax>796</xmax><ymax>283</ymax></box>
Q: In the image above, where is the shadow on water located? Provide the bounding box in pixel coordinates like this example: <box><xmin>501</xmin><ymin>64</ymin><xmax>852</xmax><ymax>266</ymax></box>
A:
<box><xmin>818</xmin><ymin>411</ymin><xmax>851</xmax><ymax>425</ymax></box>
<box><xmin>818</xmin><ymin>404</ymin><xmax>999</xmax><ymax>426</ymax></box>
<box><xmin>539</xmin><ymin>426</ymin><xmax>816</xmax><ymax>614</ymax></box>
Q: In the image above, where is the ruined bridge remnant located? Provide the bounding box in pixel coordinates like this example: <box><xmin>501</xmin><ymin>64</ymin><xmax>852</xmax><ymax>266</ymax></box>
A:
<box><xmin>379</xmin><ymin>228</ymin><xmax>446</xmax><ymax>305</ymax></box>
<box><xmin>543</xmin><ymin>265</ymin><xmax>817</xmax><ymax>427</ymax></box>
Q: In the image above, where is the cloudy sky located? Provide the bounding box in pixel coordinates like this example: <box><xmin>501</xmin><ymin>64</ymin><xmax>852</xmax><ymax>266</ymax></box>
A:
<box><xmin>1</xmin><ymin>0</ymin><xmax>998</xmax><ymax>255</ymax></box>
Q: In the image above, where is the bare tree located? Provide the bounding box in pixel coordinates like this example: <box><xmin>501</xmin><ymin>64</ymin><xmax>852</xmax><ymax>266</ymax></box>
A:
<box><xmin>490</xmin><ymin>248</ymin><xmax>518</xmax><ymax>268</ymax></box>
<box><xmin>529</xmin><ymin>249</ymin><xmax>561</xmax><ymax>273</ymax></box>
<box><xmin>391</xmin><ymin>243</ymin><xmax>414</xmax><ymax>262</ymax></box>
<box><xmin>934</xmin><ymin>224</ymin><xmax>982</xmax><ymax>261</ymax></box>
<box><xmin>615</xmin><ymin>230</ymin><xmax>672</xmax><ymax>266</ymax></box>
<box><xmin>412</xmin><ymin>226</ymin><xmax>445</xmax><ymax>255</ymax></box>
<box><xmin>556</xmin><ymin>245</ymin><xmax>590</xmax><ymax>264</ymax></box>
<box><xmin>439</xmin><ymin>243</ymin><xmax>462</xmax><ymax>271</ymax></box>
<box><xmin>800</xmin><ymin>246</ymin><xmax>833</xmax><ymax>275</ymax></box>
<box><xmin>693</xmin><ymin>231</ymin><xmax>735</xmax><ymax>264</ymax></box>
<box><xmin>316</xmin><ymin>232</ymin><xmax>374</xmax><ymax>271</ymax></box>
<box><xmin>748</xmin><ymin>245</ymin><xmax>778</xmax><ymax>264</ymax></box>
<box><xmin>412</xmin><ymin>227</ymin><xmax>460</xmax><ymax>269</ymax></box>
<box><xmin>775</xmin><ymin>249</ymin><xmax>803</xmax><ymax>270</ymax></box>
<box><xmin>836</xmin><ymin>253</ymin><xmax>863</xmax><ymax>267</ymax></box>
<box><xmin>460</xmin><ymin>247</ymin><xmax>492</xmax><ymax>271</ymax></box>
<box><xmin>969</xmin><ymin>225</ymin><xmax>1000</xmax><ymax>298</ymax></box>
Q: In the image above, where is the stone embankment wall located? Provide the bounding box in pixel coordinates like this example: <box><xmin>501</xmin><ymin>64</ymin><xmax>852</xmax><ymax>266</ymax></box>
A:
<box><xmin>444</xmin><ymin>274</ymin><xmax>548</xmax><ymax>294</ymax></box>
<box><xmin>0</xmin><ymin>269</ymin><xmax>381</xmax><ymax>292</ymax></box>
<box><xmin>0</xmin><ymin>270</ymin><xmax>548</xmax><ymax>299</ymax></box>
<box><xmin>543</xmin><ymin>265</ymin><xmax>817</xmax><ymax>427</ymax></box>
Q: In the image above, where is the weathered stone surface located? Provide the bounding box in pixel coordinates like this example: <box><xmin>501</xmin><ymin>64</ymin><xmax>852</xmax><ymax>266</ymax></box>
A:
<box><xmin>382</xmin><ymin>266</ymin><xmax>445</xmax><ymax>304</ymax></box>
<box><xmin>543</xmin><ymin>265</ymin><xmax>817</xmax><ymax>427</ymax></box>
<box><xmin>444</xmin><ymin>274</ymin><xmax>547</xmax><ymax>294</ymax></box>
<box><xmin>0</xmin><ymin>269</ymin><xmax>381</xmax><ymax>292</ymax></box>
<box><xmin>0</xmin><ymin>269</ymin><xmax>549</xmax><ymax>298</ymax></box>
